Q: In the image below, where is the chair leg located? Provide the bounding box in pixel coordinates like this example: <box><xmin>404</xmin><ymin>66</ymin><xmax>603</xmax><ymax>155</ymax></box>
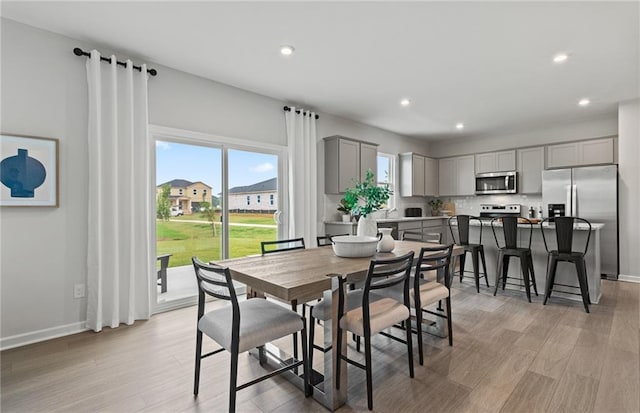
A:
<box><xmin>229</xmin><ymin>350</ymin><xmax>239</xmax><ymax>413</ymax></box>
<box><xmin>472</xmin><ymin>249</ymin><xmax>480</xmax><ymax>293</ymax></box>
<box><xmin>520</xmin><ymin>255</ymin><xmax>532</xmax><ymax>303</ymax></box>
<box><xmin>356</xmin><ymin>335</ymin><xmax>361</xmax><ymax>353</ymax></box>
<box><xmin>291</xmin><ymin>301</ymin><xmax>298</xmax><ymax>362</ymax></box>
<box><xmin>529</xmin><ymin>253</ymin><xmax>539</xmax><ymax>296</ymax></box>
<box><xmin>479</xmin><ymin>247</ymin><xmax>489</xmax><ymax>288</ymax></box>
<box><xmin>575</xmin><ymin>259</ymin><xmax>590</xmax><ymax>314</ymax></box>
<box><xmin>405</xmin><ymin>316</ymin><xmax>414</xmax><ymax>379</ymax></box>
<box><xmin>300</xmin><ymin>320</ymin><xmax>311</xmax><ymax>397</ymax></box>
<box><xmin>335</xmin><ymin>326</ymin><xmax>343</xmax><ymax>390</ymax></box>
<box><xmin>416</xmin><ymin>303</ymin><xmax>424</xmax><ymax>365</ymax></box>
<box><xmin>459</xmin><ymin>253</ymin><xmax>466</xmax><ymax>282</ymax></box>
<box><xmin>445</xmin><ymin>296</ymin><xmax>453</xmax><ymax>346</ymax></box>
<box><xmin>502</xmin><ymin>255</ymin><xmax>510</xmax><ymax>290</ymax></box>
<box><xmin>544</xmin><ymin>256</ymin><xmax>558</xmax><ymax>305</ymax></box>
<box><xmin>308</xmin><ymin>314</ymin><xmax>315</xmax><ymax>373</ymax></box>
<box><xmin>194</xmin><ymin>329</ymin><xmax>203</xmax><ymax>396</ymax></box>
<box><xmin>494</xmin><ymin>251</ymin><xmax>504</xmax><ymax>296</ymax></box>
<box><xmin>365</xmin><ymin>333</ymin><xmax>374</xmax><ymax>410</ymax></box>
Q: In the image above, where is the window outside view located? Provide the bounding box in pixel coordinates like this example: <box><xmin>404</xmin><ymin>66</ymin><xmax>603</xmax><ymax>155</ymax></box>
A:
<box><xmin>155</xmin><ymin>141</ymin><xmax>278</xmax><ymax>303</ymax></box>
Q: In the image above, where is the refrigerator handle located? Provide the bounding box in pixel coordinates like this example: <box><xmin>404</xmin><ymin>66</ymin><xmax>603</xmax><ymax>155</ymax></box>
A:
<box><xmin>572</xmin><ymin>184</ymin><xmax>577</xmax><ymax>216</ymax></box>
<box><xmin>566</xmin><ymin>185</ymin><xmax>572</xmax><ymax>216</ymax></box>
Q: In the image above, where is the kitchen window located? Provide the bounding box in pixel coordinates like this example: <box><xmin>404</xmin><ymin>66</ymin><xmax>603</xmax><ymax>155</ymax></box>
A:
<box><xmin>377</xmin><ymin>153</ymin><xmax>396</xmax><ymax>210</ymax></box>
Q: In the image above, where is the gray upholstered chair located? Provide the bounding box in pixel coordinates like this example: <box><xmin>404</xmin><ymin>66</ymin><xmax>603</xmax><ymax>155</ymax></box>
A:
<box><xmin>192</xmin><ymin>257</ymin><xmax>309</xmax><ymax>413</ymax></box>
<box><xmin>335</xmin><ymin>252</ymin><xmax>415</xmax><ymax>410</ymax></box>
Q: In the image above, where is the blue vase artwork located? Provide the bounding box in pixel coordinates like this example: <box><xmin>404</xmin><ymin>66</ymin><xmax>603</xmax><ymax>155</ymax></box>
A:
<box><xmin>1</xmin><ymin>148</ymin><xmax>47</xmax><ymax>198</ymax></box>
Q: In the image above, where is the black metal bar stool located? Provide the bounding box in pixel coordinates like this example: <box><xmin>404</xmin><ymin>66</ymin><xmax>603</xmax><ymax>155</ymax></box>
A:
<box><xmin>540</xmin><ymin>217</ymin><xmax>592</xmax><ymax>313</ymax></box>
<box><xmin>448</xmin><ymin>215</ymin><xmax>489</xmax><ymax>293</ymax></box>
<box><xmin>490</xmin><ymin>216</ymin><xmax>538</xmax><ymax>302</ymax></box>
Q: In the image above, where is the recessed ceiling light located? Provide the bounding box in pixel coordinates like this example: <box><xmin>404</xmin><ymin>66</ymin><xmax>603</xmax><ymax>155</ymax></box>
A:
<box><xmin>553</xmin><ymin>53</ymin><xmax>569</xmax><ymax>63</ymax></box>
<box><xmin>280</xmin><ymin>45</ymin><xmax>295</xmax><ymax>56</ymax></box>
<box><xmin>578</xmin><ymin>98</ymin><xmax>591</xmax><ymax>106</ymax></box>
<box><xmin>456</xmin><ymin>123</ymin><xmax>464</xmax><ymax>130</ymax></box>
<box><xmin>400</xmin><ymin>98</ymin><xmax>411</xmax><ymax>107</ymax></box>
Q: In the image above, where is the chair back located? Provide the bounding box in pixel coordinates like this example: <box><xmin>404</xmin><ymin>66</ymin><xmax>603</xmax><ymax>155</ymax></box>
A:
<box><xmin>192</xmin><ymin>257</ymin><xmax>240</xmax><ymax>326</ymax></box>
<box><xmin>491</xmin><ymin>217</ymin><xmax>533</xmax><ymax>250</ymax></box>
<box><xmin>261</xmin><ymin>237</ymin><xmax>305</xmax><ymax>255</ymax></box>
<box><xmin>448</xmin><ymin>215</ymin><xmax>482</xmax><ymax>245</ymax></box>
<box><xmin>415</xmin><ymin>244</ymin><xmax>454</xmax><ymax>288</ymax></box>
<box><xmin>401</xmin><ymin>231</ymin><xmax>442</xmax><ymax>244</ymax></box>
<box><xmin>317</xmin><ymin>234</ymin><xmax>348</xmax><ymax>247</ymax></box>
<box><xmin>360</xmin><ymin>252</ymin><xmax>414</xmax><ymax>309</ymax></box>
<box><xmin>540</xmin><ymin>217</ymin><xmax>592</xmax><ymax>254</ymax></box>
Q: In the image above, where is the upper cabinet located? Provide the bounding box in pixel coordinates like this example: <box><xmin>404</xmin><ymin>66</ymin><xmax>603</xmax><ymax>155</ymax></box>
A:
<box><xmin>546</xmin><ymin>138</ymin><xmax>614</xmax><ymax>169</ymax></box>
<box><xmin>399</xmin><ymin>153</ymin><xmax>438</xmax><ymax>197</ymax></box>
<box><xmin>517</xmin><ymin>146</ymin><xmax>545</xmax><ymax>194</ymax></box>
<box><xmin>438</xmin><ymin>155</ymin><xmax>475</xmax><ymax>196</ymax></box>
<box><xmin>324</xmin><ymin>136</ymin><xmax>378</xmax><ymax>194</ymax></box>
<box><xmin>475</xmin><ymin>150</ymin><xmax>516</xmax><ymax>173</ymax></box>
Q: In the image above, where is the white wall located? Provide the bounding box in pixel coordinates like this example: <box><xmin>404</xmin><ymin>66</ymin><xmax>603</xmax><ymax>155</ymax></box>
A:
<box><xmin>618</xmin><ymin>99</ymin><xmax>640</xmax><ymax>280</ymax></box>
<box><xmin>0</xmin><ymin>19</ymin><xmax>427</xmax><ymax>346</ymax></box>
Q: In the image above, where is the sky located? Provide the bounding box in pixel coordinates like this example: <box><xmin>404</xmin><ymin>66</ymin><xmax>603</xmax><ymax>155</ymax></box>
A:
<box><xmin>156</xmin><ymin>141</ymin><xmax>277</xmax><ymax>193</ymax></box>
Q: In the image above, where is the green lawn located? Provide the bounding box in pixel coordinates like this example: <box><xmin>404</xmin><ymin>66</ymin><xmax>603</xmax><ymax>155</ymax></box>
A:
<box><xmin>157</xmin><ymin>213</ymin><xmax>277</xmax><ymax>267</ymax></box>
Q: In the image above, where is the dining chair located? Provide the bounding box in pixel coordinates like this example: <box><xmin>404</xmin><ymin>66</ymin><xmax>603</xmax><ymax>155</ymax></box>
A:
<box><xmin>316</xmin><ymin>234</ymin><xmax>348</xmax><ymax>247</ymax></box>
<box><xmin>448</xmin><ymin>215</ymin><xmax>489</xmax><ymax>293</ymax></box>
<box><xmin>191</xmin><ymin>257</ymin><xmax>309</xmax><ymax>413</ymax></box>
<box><xmin>259</xmin><ymin>238</ymin><xmax>307</xmax><ymax>360</ymax></box>
<box><xmin>335</xmin><ymin>251</ymin><xmax>415</xmax><ymax>410</ymax></box>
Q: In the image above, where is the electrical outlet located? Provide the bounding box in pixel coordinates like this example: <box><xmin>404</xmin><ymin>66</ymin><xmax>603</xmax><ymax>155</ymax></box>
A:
<box><xmin>74</xmin><ymin>283</ymin><xmax>85</xmax><ymax>299</ymax></box>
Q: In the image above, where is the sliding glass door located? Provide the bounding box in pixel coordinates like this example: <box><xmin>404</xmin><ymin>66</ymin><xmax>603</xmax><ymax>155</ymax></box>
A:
<box><xmin>153</xmin><ymin>133</ymin><xmax>285</xmax><ymax>311</ymax></box>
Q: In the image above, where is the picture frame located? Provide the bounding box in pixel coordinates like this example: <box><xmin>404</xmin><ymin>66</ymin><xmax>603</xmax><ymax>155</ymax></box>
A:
<box><xmin>0</xmin><ymin>134</ymin><xmax>59</xmax><ymax>207</ymax></box>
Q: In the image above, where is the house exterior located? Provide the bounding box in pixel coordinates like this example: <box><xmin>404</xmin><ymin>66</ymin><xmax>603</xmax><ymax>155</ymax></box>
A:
<box><xmin>156</xmin><ymin>179</ymin><xmax>212</xmax><ymax>215</ymax></box>
<box><xmin>228</xmin><ymin>177</ymin><xmax>277</xmax><ymax>213</ymax></box>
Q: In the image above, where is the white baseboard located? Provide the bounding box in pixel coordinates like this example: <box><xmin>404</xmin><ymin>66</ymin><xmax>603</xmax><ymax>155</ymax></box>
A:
<box><xmin>0</xmin><ymin>321</ymin><xmax>88</xmax><ymax>351</ymax></box>
<box><xmin>618</xmin><ymin>274</ymin><xmax>640</xmax><ymax>283</ymax></box>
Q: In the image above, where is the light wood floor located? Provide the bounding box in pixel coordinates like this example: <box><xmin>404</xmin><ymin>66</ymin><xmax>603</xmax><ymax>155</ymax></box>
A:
<box><xmin>2</xmin><ymin>279</ymin><xmax>639</xmax><ymax>412</ymax></box>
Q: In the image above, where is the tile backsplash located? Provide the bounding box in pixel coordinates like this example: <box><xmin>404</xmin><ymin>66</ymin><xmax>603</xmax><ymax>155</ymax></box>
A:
<box><xmin>432</xmin><ymin>194</ymin><xmax>543</xmax><ymax>217</ymax></box>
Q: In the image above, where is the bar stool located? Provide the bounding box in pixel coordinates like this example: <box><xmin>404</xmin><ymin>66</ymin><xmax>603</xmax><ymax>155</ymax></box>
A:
<box><xmin>448</xmin><ymin>215</ymin><xmax>489</xmax><ymax>293</ymax></box>
<box><xmin>490</xmin><ymin>217</ymin><xmax>538</xmax><ymax>302</ymax></box>
<box><xmin>540</xmin><ymin>217</ymin><xmax>592</xmax><ymax>313</ymax></box>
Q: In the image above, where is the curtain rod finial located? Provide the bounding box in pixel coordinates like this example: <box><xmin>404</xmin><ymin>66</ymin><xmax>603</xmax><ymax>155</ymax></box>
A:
<box><xmin>148</xmin><ymin>68</ymin><xmax>158</xmax><ymax>76</ymax></box>
<box><xmin>73</xmin><ymin>47</ymin><xmax>84</xmax><ymax>56</ymax></box>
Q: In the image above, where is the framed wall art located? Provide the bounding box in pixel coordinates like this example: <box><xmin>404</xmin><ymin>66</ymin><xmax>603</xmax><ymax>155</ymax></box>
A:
<box><xmin>0</xmin><ymin>134</ymin><xmax>59</xmax><ymax>207</ymax></box>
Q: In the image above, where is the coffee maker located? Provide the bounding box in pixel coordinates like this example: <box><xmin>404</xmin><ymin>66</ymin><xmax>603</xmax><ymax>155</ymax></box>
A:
<box><xmin>547</xmin><ymin>203</ymin><xmax>566</xmax><ymax>218</ymax></box>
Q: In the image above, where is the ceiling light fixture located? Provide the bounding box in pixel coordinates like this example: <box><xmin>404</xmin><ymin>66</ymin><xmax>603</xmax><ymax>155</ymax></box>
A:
<box><xmin>456</xmin><ymin>123</ymin><xmax>464</xmax><ymax>130</ymax></box>
<box><xmin>400</xmin><ymin>98</ymin><xmax>411</xmax><ymax>107</ymax></box>
<box><xmin>578</xmin><ymin>98</ymin><xmax>591</xmax><ymax>106</ymax></box>
<box><xmin>553</xmin><ymin>53</ymin><xmax>569</xmax><ymax>63</ymax></box>
<box><xmin>280</xmin><ymin>45</ymin><xmax>295</xmax><ymax>56</ymax></box>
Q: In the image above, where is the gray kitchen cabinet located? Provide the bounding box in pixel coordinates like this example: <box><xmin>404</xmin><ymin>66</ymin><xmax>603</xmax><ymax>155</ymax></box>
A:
<box><xmin>324</xmin><ymin>136</ymin><xmax>378</xmax><ymax>194</ymax></box>
<box><xmin>546</xmin><ymin>138</ymin><xmax>614</xmax><ymax>169</ymax></box>
<box><xmin>424</xmin><ymin>156</ymin><xmax>438</xmax><ymax>196</ymax></box>
<box><xmin>517</xmin><ymin>146</ymin><xmax>545</xmax><ymax>194</ymax></box>
<box><xmin>475</xmin><ymin>150</ymin><xmax>516</xmax><ymax>173</ymax></box>
<box><xmin>438</xmin><ymin>155</ymin><xmax>474</xmax><ymax>196</ymax></box>
<box><xmin>400</xmin><ymin>153</ymin><xmax>439</xmax><ymax>197</ymax></box>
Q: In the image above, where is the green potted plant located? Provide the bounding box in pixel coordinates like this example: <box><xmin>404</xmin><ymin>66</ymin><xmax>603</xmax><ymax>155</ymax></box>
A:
<box><xmin>337</xmin><ymin>195</ymin><xmax>356</xmax><ymax>222</ymax></box>
<box><xmin>343</xmin><ymin>170</ymin><xmax>392</xmax><ymax>236</ymax></box>
<box><xmin>428</xmin><ymin>198</ymin><xmax>443</xmax><ymax>216</ymax></box>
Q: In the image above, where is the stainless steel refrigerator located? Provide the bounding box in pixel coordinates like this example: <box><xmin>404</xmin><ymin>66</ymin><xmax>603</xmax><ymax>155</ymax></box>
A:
<box><xmin>542</xmin><ymin>164</ymin><xmax>619</xmax><ymax>278</ymax></box>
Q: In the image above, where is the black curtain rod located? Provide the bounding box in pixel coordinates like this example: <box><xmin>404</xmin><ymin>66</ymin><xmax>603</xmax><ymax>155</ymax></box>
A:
<box><xmin>283</xmin><ymin>106</ymin><xmax>319</xmax><ymax>119</ymax></box>
<box><xmin>73</xmin><ymin>47</ymin><xmax>158</xmax><ymax>76</ymax></box>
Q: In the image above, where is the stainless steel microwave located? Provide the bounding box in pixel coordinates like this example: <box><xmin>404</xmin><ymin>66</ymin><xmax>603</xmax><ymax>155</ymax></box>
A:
<box><xmin>475</xmin><ymin>171</ymin><xmax>517</xmax><ymax>194</ymax></box>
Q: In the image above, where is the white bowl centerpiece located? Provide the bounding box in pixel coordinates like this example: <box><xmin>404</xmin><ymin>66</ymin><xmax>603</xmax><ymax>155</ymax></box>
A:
<box><xmin>331</xmin><ymin>235</ymin><xmax>379</xmax><ymax>258</ymax></box>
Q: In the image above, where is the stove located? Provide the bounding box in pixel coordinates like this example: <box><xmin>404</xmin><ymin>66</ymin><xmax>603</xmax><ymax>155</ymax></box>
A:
<box><xmin>479</xmin><ymin>204</ymin><xmax>521</xmax><ymax>220</ymax></box>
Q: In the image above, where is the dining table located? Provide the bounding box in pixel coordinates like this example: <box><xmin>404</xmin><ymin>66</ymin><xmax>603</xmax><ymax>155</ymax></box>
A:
<box><xmin>214</xmin><ymin>240</ymin><xmax>463</xmax><ymax>411</ymax></box>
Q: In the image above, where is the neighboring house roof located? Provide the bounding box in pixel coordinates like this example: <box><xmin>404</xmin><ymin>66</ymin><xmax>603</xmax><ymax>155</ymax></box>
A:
<box><xmin>228</xmin><ymin>177</ymin><xmax>277</xmax><ymax>194</ymax></box>
<box><xmin>157</xmin><ymin>179</ymin><xmax>211</xmax><ymax>189</ymax></box>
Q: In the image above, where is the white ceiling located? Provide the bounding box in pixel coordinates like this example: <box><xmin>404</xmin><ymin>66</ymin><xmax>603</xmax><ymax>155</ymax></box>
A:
<box><xmin>3</xmin><ymin>1</ymin><xmax>639</xmax><ymax>140</ymax></box>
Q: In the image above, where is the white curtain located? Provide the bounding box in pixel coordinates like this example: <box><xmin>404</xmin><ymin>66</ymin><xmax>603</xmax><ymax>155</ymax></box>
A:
<box><xmin>285</xmin><ymin>107</ymin><xmax>318</xmax><ymax>246</ymax></box>
<box><xmin>86</xmin><ymin>50</ymin><xmax>151</xmax><ymax>332</ymax></box>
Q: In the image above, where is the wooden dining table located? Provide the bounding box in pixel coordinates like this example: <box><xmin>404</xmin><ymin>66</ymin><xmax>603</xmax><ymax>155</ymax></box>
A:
<box><xmin>214</xmin><ymin>240</ymin><xmax>463</xmax><ymax>411</ymax></box>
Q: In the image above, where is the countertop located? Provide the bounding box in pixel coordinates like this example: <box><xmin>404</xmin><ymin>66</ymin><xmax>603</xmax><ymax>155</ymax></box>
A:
<box><xmin>325</xmin><ymin>216</ymin><xmax>449</xmax><ymax>225</ymax></box>
<box><xmin>456</xmin><ymin>220</ymin><xmax>604</xmax><ymax>231</ymax></box>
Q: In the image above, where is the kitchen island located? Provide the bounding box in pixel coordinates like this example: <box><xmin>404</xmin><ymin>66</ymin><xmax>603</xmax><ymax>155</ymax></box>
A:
<box><xmin>455</xmin><ymin>221</ymin><xmax>603</xmax><ymax>304</ymax></box>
